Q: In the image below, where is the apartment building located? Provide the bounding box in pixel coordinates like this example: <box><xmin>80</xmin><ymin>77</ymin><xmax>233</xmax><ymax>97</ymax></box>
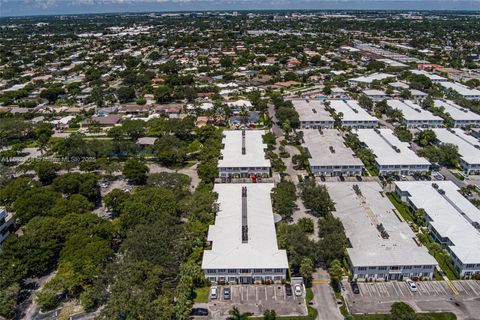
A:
<box><xmin>202</xmin><ymin>184</ymin><xmax>289</xmax><ymax>284</ymax></box>
<box><xmin>325</xmin><ymin>182</ymin><xmax>437</xmax><ymax>281</ymax></box>
<box><xmin>395</xmin><ymin>181</ymin><xmax>480</xmax><ymax>277</ymax></box>
<box><xmin>355</xmin><ymin>128</ymin><xmax>431</xmax><ymax>175</ymax></box>
<box><xmin>218</xmin><ymin>130</ymin><xmax>271</xmax><ymax>178</ymax></box>
<box><xmin>303</xmin><ymin>129</ymin><xmax>364</xmax><ymax>176</ymax></box>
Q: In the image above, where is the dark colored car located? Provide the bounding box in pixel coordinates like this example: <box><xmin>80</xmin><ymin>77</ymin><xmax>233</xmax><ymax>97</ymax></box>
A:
<box><xmin>191</xmin><ymin>308</ymin><xmax>208</xmax><ymax>316</ymax></box>
<box><xmin>351</xmin><ymin>282</ymin><xmax>360</xmax><ymax>294</ymax></box>
<box><xmin>339</xmin><ymin>176</ymin><xmax>345</xmax><ymax>181</ymax></box>
<box><xmin>320</xmin><ymin>176</ymin><xmax>326</xmax><ymax>182</ymax></box>
<box><xmin>356</xmin><ymin>175</ymin><xmax>362</xmax><ymax>181</ymax></box>
<box><xmin>223</xmin><ymin>287</ymin><xmax>231</xmax><ymax>300</ymax></box>
<box><xmin>285</xmin><ymin>284</ymin><xmax>293</xmax><ymax>296</ymax></box>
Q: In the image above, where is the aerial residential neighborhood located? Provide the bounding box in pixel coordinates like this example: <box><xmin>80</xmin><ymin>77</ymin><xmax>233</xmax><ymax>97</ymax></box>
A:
<box><xmin>1</xmin><ymin>4</ymin><xmax>480</xmax><ymax>320</ymax></box>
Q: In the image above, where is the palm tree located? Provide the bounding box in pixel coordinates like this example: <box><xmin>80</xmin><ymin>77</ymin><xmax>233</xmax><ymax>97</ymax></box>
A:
<box><xmin>227</xmin><ymin>306</ymin><xmax>253</xmax><ymax>320</ymax></box>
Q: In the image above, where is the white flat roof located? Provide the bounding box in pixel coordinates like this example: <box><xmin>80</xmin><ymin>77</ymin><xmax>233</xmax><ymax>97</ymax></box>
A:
<box><xmin>395</xmin><ymin>181</ymin><xmax>480</xmax><ymax>265</ymax></box>
<box><xmin>325</xmin><ymin>182</ymin><xmax>436</xmax><ymax>267</ymax></box>
<box><xmin>431</xmin><ymin>128</ymin><xmax>480</xmax><ymax>165</ymax></box>
<box><xmin>387</xmin><ymin>100</ymin><xmax>443</xmax><ymax>122</ymax></box>
<box><xmin>433</xmin><ymin>100</ymin><xmax>480</xmax><ymax>122</ymax></box>
<box><xmin>440</xmin><ymin>82</ymin><xmax>480</xmax><ymax>97</ymax></box>
<box><xmin>329</xmin><ymin>100</ymin><xmax>379</xmax><ymax>122</ymax></box>
<box><xmin>349</xmin><ymin>72</ymin><xmax>395</xmax><ymax>84</ymax></box>
<box><xmin>290</xmin><ymin>99</ymin><xmax>334</xmax><ymax>123</ymax></box>
<box><xmin>202</xmin><ymin>183</ymin><xmax>289</xmax><ymax>269</ymax></box>
<box><xmin>355</xmin><ymin>129</ymin><xmax>431</xmax><ymax>166</ymax></box>
<box><xmin>218</xmin><ymin>130</ymin><xmax>271</xmax><ymax>168</ymax></box>
<box><xmin>411</xmin><ymin>70</ymin><xmax>447</xmax><ymax>82</ymax></box>
<box><xmin>377</xmin><ymin>59</ymin><xmax>407</xmax><ymax>68</ymax></box>
<box><xmin>303</xmin><ymin>129</ymin><xmax>364</xmax><ymax>167</ymax></box>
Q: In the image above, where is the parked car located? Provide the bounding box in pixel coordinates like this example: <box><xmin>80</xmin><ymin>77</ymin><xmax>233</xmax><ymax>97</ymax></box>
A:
<box><xmin>294</xmin><ymin>284</ymin><xmax>302</xmax><ymax>297</ymax></box>
<box><xmin>223</xmin><ymin>287</ymin><xmax>231</xmax><ymax>300</ymax></box>
<box><xmin>191</xmin><ymin>308</ymin><xmax>209</xmax><ymax>316</ymax></box>
<box><xmin>405</xmin><ymin>278</ymin><xmax>417</xmax><ymax>292</ymax></box>
<box><xmin>210</xmin><ymin>286</ymin><xmax>218</xmax><ymax>299</ymax></box>
<box><xmin>320</xmin><ymin>176</ymin><xmax>326</xmax><ymax>182</ymax></box>
<box><xmin>99</xmin><ymin>181</ymin><xmax>109</xmax><ymax>188</ymax></box>
<box><xmin>351</xmin><ymin>282</ymin><xmax>360</xmax><ymax>294</ymax></box>
<box><xmin>356</xmin><ymin>175</ymin><xmax>362</xmax><ymax>181</ymax></box>
<box><xmin>339</xmin><ymin>176</ymin><xmax>345</xmax><ymax>182</ymax></box>
<box><xmin>285</xmin><ymin>284</ymin><xmax>292</xmax><ymax>296</ymax></box>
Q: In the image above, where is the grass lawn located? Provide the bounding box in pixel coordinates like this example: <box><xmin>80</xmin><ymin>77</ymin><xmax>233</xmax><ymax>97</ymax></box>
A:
<box><xmin>352</xmin><ymin>312</ymin><xmax>456</xmax><ymax>320</ymax></box>
<box><xmin>193</xmin><ymin>287</ymin><xmax>209</xmax><ymax>303</ymax></box>
<box><xmin>386</xmin><ymin>193</ymin><xmax>414</xmax><ymax>222</ymax></box>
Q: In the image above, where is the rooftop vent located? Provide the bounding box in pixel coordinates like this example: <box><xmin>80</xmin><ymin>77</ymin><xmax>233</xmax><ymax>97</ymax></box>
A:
<box><xmin>241</xmin><ymin>186</ymin><xmax>248</xmax><ymax>243</ymax></box>
<box><xmin>353</xmin><ymin>184</ymin><xmax>362</xmax><ymax>195</ymax></box>
<box><xmin>241</xmin><ymin>129</ymin><xmax>246</xmax><ymax>155</ymax></box>
<box><xmin>377</xmin><ymin>223</ymin><xmax>389</xmax><ymax>239</ymax></box>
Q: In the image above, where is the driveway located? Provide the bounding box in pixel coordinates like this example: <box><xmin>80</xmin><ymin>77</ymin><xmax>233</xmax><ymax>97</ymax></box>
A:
<box><xmin>311</xmin><ymin>269</ymin><xmax>343</xmax><ymax>320</ymax></box>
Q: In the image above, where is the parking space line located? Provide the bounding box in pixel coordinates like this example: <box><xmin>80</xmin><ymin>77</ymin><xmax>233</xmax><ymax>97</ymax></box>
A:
<box><xmin>393</xmin><ymin>282</ymin><xmax>404</xmax><ymax>297</ymax></box>
<box><xmin>455</xmin><ymin>282</ymin><xmax>468</xmax><ymax>295</ymax></box>
<box><xmin>438</xmin><ymin>282</ymin><xmax>448</xmax><ymax>295</ymax></box>
<box><xmin>255</xmin><ymin>287</ymin><xmax>258</xmax><ymax>301</ymax></box>
<box><xmin>418</xmin><ymin>282</ymin><xmax>429</xmax><ymax>296</ymax></box>
<box><xmin>365</xmin><ymin>284</ymin><xmax>372</xmax><ymax>297</ymax></box>
<box><xmin>380</xmin><ymin>283</ymin><xmax>389</xmax><ymax>297</ymax></box>
<box><xmin>465</xmin><ymin>281</ymin><xmax>478</xmax><ymax>295</ymax></box>
<box><xmin>391</xmin><ymin>282</ymin><xmax>399</xmax><ymax>296</ymax></box>
<box><xmin>273</xmin><ymin>286</ymin><xmax>277</xmax><ymax>300</ymax></box>
<box><xmin>428</xmin><ymin>282</ymin><xmax>439</xmax><ymax>295</ymax></box>
<box><xmin>471</xmin><ymin>281</ymin><xmax>480</xmax><ymax>293</ymax></box>
<box><xmin>265</xmin><ymin>286</ymin><xmax>268</xmax><ymax>300</ymax></box>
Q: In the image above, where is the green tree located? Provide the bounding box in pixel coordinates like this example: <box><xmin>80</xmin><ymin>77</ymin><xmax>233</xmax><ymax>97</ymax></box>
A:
<box><xmin>390</xmin><ymin>302</ymin><xmax>416</xmax><ymax>320</ymax></box>
<box><xmin>52</xmin><ymin>173</ymin><xmax>99</xmax><ymax>202</ymax></box>
<box><xmin>117</xmin><ymin>86</ymin><xmax>136</xmax><ymax>103</ymax></box>
<box><xmin>263</xmin><ymin>309</ymin><xmax>277</xmax><ymax>320</ymax></box>
<box><xmin>394</xmin><ymin>126</ymin><xmax>413</xmax><ymax>142</ymax></box>
<box><xmin>0</xmin><ymin>283</ymin><xmax>20</xmax><ymax>319</ymax></box>
<box><xmin>329</xmin><ymin>259</ymin><xmax>344</xmax><ymax>290</ymax></box>
<box><xmin>299</xmin><ymin>179</ymin><xmax>335</xmax><ymax>217</ymax></box>
<box><xmin>271</xmin><ymin>181</ymin><xmax>297</xmax><ymax>219</ymax></box>
<box><xmin>227</xmin><ymin>306</ymin><xmax>253</xmax><ymax>320</ymax></box>
<box><xmin>34</xmin><ymin>160</ymin><xmax>57</xmax><ymax>185</ymax></box>
<box><xmin>415</xmin><ymin>129</ymin><xmax>437</xmax><ymax>147</ymax></box>
<box><xmin>122</xmin><ymin>158</ymin><xmax>149</xmax><ymax>185</ymax></box>
<box><xmin>299</xmin><ymin>257</ymin><xmax>314</xmax><ymax>282</ymax></box>
<box><xmin>13</xmin><ymin>188</ymin><xmax>61</xmax><ymax>224</ymax></box>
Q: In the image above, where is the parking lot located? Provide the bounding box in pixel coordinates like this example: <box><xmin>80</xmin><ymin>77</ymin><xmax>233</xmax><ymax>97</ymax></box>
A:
<box><xmin>202</xmin><ymin>285</ymin><xmax>308</xmax><ymax>319</ymax></box>
<box><xmin>351</xmin><ymin>280</ymin><xmax>480</xmax><ymax>298</ymax></box>
<box><xmin>342</xmin><ymin>279</ymin><xmax>480</xmax><ymax>319</ymax></box>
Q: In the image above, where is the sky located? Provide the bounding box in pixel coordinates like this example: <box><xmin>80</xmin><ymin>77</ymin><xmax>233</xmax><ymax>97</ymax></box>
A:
<box><xmin>1</xmin><ymin>0</ymin><xmax>480</xmax><ymax>17</ymax></box>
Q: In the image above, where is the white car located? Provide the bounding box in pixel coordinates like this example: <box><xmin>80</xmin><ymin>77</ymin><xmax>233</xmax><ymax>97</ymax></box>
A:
<box><xmin>294</xmin><ymin>284</ymin><xmax>302</xmax><ymax>297</ymax></box>
<box><xmin>210</xmin><ymin>286</ymin><xmax>218</xmax><ymax>300</ymax></box>
<box><xmin>405</xmin><ymin>278</ymin><xmax>417</xmax><ymax>292</ymax></box>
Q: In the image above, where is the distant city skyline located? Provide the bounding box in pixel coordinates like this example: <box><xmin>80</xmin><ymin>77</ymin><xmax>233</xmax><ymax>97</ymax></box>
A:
<box><xmin>1</xmin><ymin>0</ymin><xmax>480</xmax><ymax>17</ymax></box>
